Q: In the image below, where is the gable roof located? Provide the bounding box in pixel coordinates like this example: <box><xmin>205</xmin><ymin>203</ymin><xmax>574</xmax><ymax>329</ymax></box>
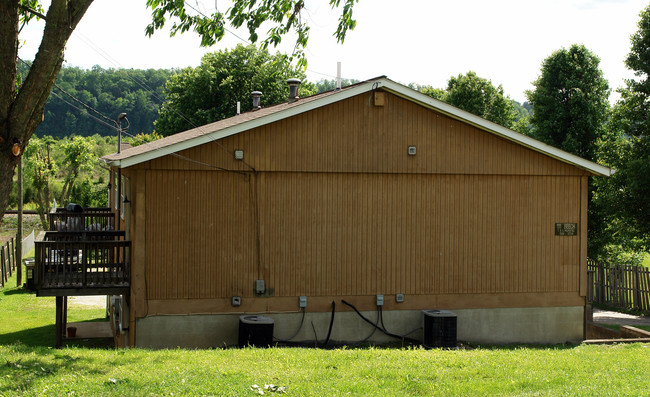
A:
<box><xmin>101</xmin><ymin>76</ymin><xmax>612</xmax><ymax>176</ymax></box>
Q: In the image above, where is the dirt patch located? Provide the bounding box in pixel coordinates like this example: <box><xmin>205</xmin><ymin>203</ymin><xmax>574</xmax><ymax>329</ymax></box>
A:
<box><xmin>0</xmin><ymin>213</ymin><xmax>43</xmax><ymax>243</ymax></box>
<box><xmin>68</xmin><ymin>295</ymin><xmax>107</xmax><ymax>309</ymax></box>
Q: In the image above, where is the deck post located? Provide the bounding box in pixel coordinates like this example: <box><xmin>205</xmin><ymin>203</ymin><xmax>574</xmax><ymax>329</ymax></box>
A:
<box><xmin>63</xmin><ymin>296</ymin><xmax>68</xmax><ymax>338</ymax></box>
<box><xmin>55</xmin><ymin>296</ymin><xmax>63</xmax><ymax>348</ymax></box>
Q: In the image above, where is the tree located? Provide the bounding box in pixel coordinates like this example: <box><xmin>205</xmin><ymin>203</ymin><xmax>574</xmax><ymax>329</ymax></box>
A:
<box><xmin>0</xmin><ymin>0</ymin><xmax>359</xmax><ymax>221</ymax></box>
<box><xmin>527</xmin><ymin>44</ymin><xmax>611</xmax><ymax>259</ymax></box>
<box><xmin>23</xmin><ymin>136</ymin><xmax>58</xmax><ymax>228</ymax></box>
<box><xmin>445</xmin><ymin>71</ymin><xmax>517</xmax><ymax>128</ymax></box>
<box><xmin>127</xmin><ymin>131</ymin><xmax>163</xmax><ymax>147</ymax></box>
<box><xmin>418</xmin><ymin>72</ymin><xmax>517</xmax><ymax>128</ymax></box>
<box><xmin>155</xmin><ymin>45</ymin><xmax>312</xmax><ymax>136</ymax></box>
<box><xmin>595</xmin><ymin>4</ymin><xmax>650</xmax><ymax>254</ymax></box>
<box><xmin>314</xmin><ymin>78</ymin><xmax>360</xmax><ymax>93</ymax></box>
<box><xmin>526</xmin><ymin>45</ymin><xmax>609</xmax><ymax>161</ymax></box>
<box><xmin>59</xmin><ymin>136</ymin><xmax>95</xmax><ymax>204</ymax></box>
<box><xmin>145</xmin><ymin>0</ymin><xmax>359</xmax><ymax>69</ymax></box>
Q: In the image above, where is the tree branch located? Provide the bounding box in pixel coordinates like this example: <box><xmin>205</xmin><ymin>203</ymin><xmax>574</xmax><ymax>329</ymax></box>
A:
<box><xmin>0</xmin><ymin>2</ymin><xmax>19</xmax><ymax>126</ymax></box>
<box><xmin>10</xmin><ymin>0</ymin><xmax>93</xmax><ymax>145</ymax></box>
<box><xmin>19</xmin><ymin>4</ymin><xmax>47</xmax><ymax>20</ymax></box>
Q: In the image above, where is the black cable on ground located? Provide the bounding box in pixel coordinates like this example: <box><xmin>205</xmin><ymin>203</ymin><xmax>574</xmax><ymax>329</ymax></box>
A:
<box><xmin>359</xmin><ymin>308</ymin><xmax>380</xmax><ymax>343</ymax></box>
<box><xmin>341</xmin><ymin>300</ymin><xmax>403</xmax><ymax>339</ymax></box>
<box><xmin>323</xmin><ymin>301</ymin><xmax>336</xmax><ymax>347</ymax></box>
<box><xmin>310</xmin><ymin>321</ymin><xmax>319</xmax><ymax>347</ymax></box>
<box><xmin>377</xmin><ymin>306</ymin><xmax>422</xmax><ymax>340</ymax></box>
<box><xmin>342</xmin><ymin>300</ymin><xmax>421</xmax><ymax>344</ymax></box>
<box><xmin>379</xmin><ymin>306</ymin><xmax>423</xmax><ymax>339</ymax></box>
<box><xmin>378</xmin><ymin>306</ymin><xmax>422</xmax><ymax>343</ymax></box>
<box><xmin>274</xmin><ymin>308</ymin><xmax>306</xmax><ymax>342</ymax></box>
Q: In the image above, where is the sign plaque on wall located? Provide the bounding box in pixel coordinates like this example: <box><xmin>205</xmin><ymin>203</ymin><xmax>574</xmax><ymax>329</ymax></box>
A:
<box><xmin>555</xmin><ymin>223</ymin><xmax>578</xmax><ymax>236</ymax></box>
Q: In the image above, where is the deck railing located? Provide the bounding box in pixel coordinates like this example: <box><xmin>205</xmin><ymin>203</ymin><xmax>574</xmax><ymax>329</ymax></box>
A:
<box><xmin>31</xmin><ymin>230</ymin><xmax>130</xmax><ymax>296</ymax></box>
<box><xmin>48</xmin><ymin>207</ymin><xmax>115</xmax><ymax>232</ymax></box>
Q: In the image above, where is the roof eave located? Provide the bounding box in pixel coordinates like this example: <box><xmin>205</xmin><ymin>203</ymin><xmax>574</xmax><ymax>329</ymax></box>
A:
<box><xmin>101</xmin><ymin>82</ymin><xmax>377</xmax><ymax>169</ymax></box>
<box><xmin>103</xmin><ymin>76</ymin><xmax>613</xmax><ymax>177</ymax></box>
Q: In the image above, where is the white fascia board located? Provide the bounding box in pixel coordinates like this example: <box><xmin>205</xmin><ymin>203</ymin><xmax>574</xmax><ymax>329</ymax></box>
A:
<box><xmin>111</xmin><ymin>77</ymin><xmax>612</xmax><ymax>176</ymax></box>
<box><xmin>110</xmin><ymin>82</ymin><xmax>377</xmax><ymax>169</ymax></box>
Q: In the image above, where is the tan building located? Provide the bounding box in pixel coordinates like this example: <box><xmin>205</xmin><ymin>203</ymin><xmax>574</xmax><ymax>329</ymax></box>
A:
<box><xmin>100</xmin><ymin>77</ymin><xmax>610</xmax><ymax>348</ymax></box>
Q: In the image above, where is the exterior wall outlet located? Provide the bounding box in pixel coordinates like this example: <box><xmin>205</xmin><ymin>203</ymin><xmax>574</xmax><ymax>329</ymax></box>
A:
<box><xmin>232</xmin><ymin>296</ymin><xmax>241</xmax><ymax>306</ymax></box>
<box><xmin>376</xmin><ymin>294</ymin><xmax>384</xmax><ymax>306</ymax></box>
<box><xmin>299</xmin><ymin>296</ymin><xmax>307</xmax><ymax>308</ymax></box>
<box><xmin>255</xmin><ymin>279</ymin><xmax>265</xmax><ymax>294</ymax></box>
<box><xmin>395</xmin><ymin>293</ymin><xmax>405</xmax><ymax>303</ymax></box>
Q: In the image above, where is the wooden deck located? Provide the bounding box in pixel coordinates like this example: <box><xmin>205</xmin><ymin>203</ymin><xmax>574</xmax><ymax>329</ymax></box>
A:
<box><xmin>31</xmin><ymin>231</ymin><xmax>131</xmax><ymax>297</ymax></box>
<box><xmin>27</xmin><ymin>208</ymin><xmax>130</xmax><ymax>348</ymax></box>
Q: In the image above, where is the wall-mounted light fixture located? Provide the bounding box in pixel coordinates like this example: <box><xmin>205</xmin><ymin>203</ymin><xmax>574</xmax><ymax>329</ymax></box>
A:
<box><xmin>234</xmin><ymin>149</ymin><xmax>244</xmax><ymax>160</ymax></box>
<box><xmin>408</xmin><ymin>146</ymin><xmax>417</xmax><ymax>156</ymax></box>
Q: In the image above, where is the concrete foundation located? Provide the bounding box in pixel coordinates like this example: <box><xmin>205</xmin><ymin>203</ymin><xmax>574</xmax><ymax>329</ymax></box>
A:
<box><xmin>135</xmin><ymin>306</ymin><xmax>584</xmax><ymax>349</ymax></box>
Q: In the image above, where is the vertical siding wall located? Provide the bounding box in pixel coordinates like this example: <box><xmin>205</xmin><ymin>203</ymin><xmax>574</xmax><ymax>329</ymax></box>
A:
<box><xmin>260</xmin><ymin>173</ymin><xmax>580</xmax><ymax>297</ymax></box>
<box><xmin>145</xmin><ymin>170</ymin><xmax>256</xmax><ymax>299</ymax></box>
<box><xmin>137</xmin><ymin>91</ymin><xmax>587</xmax><ymax>308</ymax></box>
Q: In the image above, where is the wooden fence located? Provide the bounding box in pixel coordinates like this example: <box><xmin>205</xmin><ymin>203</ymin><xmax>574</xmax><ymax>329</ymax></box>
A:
<box><xmin>588</xmin><ymin>259</ymin><xmax>650</xmax><ymax>313</ymax></box>
<box><xmin>1</xmin><ymin>238</ymin><xmax>16</xmax><ymax>288</ymax></box>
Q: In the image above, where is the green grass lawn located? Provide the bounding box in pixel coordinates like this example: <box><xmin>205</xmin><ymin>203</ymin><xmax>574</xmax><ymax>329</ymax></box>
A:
<box><xmin>0</xmin><ymin>265</ymin><xmax>105</xmax><ymax>347</ymax></box>
<box><xmin>2</xmin><ymin>268</ymin><xmax>650</xmax><ymax>396</ymax></box>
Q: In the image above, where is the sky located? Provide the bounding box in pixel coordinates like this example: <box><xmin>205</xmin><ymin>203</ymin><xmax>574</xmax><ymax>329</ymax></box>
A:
<box><xmin>18</xmin><ymin>0</ymin><xmax>649</xmax><ymax>104</ymax></box>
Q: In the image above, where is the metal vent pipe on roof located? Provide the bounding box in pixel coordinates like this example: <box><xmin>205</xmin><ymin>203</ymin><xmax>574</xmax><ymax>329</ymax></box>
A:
<box><xmin>287</xmin><ymin>78</ymin><xmax>301</xmax><ymax>103</ymax></box>
<box><xmin>251</xmin><ymin>91</ymin><xmax>263</xmax><ymax>109</ymax></box>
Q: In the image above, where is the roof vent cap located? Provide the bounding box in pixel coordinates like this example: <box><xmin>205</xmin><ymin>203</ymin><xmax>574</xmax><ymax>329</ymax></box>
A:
<box><xmin>287</xmin><ymin>78</ymin><xmax>301</xmax><ymax>103</ymax></box>
<box><xmin>251</xmin><ymin>91</ymin><xmax>263</xmax><ymax>109</ymax></box>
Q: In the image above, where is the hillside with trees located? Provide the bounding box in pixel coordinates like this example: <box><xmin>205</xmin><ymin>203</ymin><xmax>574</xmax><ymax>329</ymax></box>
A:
<box><xmin>17</xmin><ymin>62</ymin><xmax>174</xmax><ymax>139</ymax></box>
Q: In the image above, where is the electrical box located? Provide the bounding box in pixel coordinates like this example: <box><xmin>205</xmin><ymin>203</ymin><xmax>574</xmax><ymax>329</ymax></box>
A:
<box><xmin>299</xmin><ymin>296</ymin><xmax>307</xmax><ymax>308</ymax></box>
<box><xmin>395</xmin><ymin>293</ymin><xmax>405</xmax><ymax>303</ymax></box>
<box><xmin>255</xmin><ymin>279</ymin><xmax>265</xmax><ymax>294</ymax></box>
<box><xmin>408</xmin><ymin>146</ymin><xmax>417</xmax><ymax>156</ymax></box>
<box><xmin>232</xmin><ymin>296</ymin><xmax>241</xmax><ymax>307</ymax></box>
<box><xmin>234</xmin><ymin>149</ymin><xmax>244</xmax><ymax>160</ymax></box>
<box><xmin>376</xmin><ymin>294</ymin><xmax>384</xmax><ymax>306</ymax></box>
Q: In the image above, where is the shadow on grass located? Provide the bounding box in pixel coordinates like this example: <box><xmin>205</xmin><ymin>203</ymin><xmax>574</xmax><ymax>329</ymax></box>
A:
<box><xmin>0</xmin><ymin>344</ymin><xmax>117</xmax><ymax>395</ymax></box>
<box><xmin>2</xmin><ymin>287</ymin><xmax>32</xmax><ymax>296</ymax></box>
<box><xmin>0</xmin><ymin>322</ymin><xmax>115</xmax><ymax>349</ymax></box>
<box><xmin>0</xmin><ymin>325</ymin><xmax>55</xmax><ymax>347</ymax></box>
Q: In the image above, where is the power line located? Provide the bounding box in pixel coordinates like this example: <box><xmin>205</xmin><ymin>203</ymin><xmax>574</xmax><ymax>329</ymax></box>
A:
<box><xmin>186</xmin><ymin>2</ymin><xmax>252</xmax><ymax>45</ymax></box>
<box><xmin>69</xmin><ymin>29</ymin><xmax>257</xmax><ymax>171</ymax></box>
<box><xmin>48</xmin><ymin>89</ymin><xmax>116</xmax><ymax>131</ymax></box>
<box><xmin>19</xmin><ymin>57</ymin><xmax>250</xmax><ymax>175</ymax></box>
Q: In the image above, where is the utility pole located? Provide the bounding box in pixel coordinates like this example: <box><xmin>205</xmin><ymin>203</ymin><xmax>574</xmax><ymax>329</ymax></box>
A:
<box><xmin>116</xmin><ymin>113</ymin><xmax>128</xmax><ymax>224</ymax></box>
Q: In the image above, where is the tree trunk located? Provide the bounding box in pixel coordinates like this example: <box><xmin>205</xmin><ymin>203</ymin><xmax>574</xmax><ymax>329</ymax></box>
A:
<box><xmin>0</xmin><ymin>1</ymin><xmax>20</xmax><ymax>216</ymax></box>
<box><xmin>0</xmin><ymin>0</ymin><xmax>94</xmax><ymax>220</ymax></box>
